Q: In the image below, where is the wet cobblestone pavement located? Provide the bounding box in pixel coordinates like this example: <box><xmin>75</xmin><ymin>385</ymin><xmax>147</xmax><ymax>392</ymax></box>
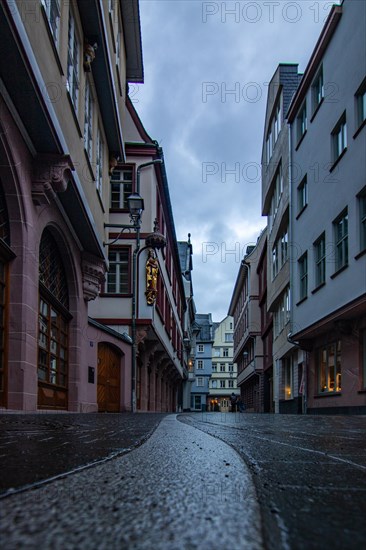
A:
<box><xmin>0</xmin><ymin>416</ymin><xmax>263</xmax><ymax>550</ymax></box>
<box><xmin>178</xmin><ymin>413</ymin><xmax>366</xmax><ymax>550</ymax></box>
<box><xmin>0</xmin><ymin>413</ymin><xmax>166</xmax><ymax>495</ymax></box>
<box><xmin>1</xmin><ymin>412</ymin><xmax>365</xmax><ymax>549</ymax></box>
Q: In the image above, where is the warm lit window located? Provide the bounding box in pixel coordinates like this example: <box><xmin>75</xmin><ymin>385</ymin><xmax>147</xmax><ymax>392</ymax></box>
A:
<box><xmin>110</xmin><ymin>168</ymin><xmax>133</xmax><ymax>210</ymax></box>
<box><xmin>96</xmin><ymin>127</ymin><xmax>103</xmax><ymax>194</ymax></box>
<box><xmin>297</xmin><ymin>175</ymin><xmax>307</xmax><ymax>214</ymax></box>
<box><xmin>297</xmin><ymin>102</ymin><xmax>307</xmax><ymax>143</ymax></box>
<box><xmin>332</xmin><ymin>112</ymin><xmax>347</xmax><ymax>163</ymax></box>
<box><xmin>312</xmin><ymin>66</ymin><xmax>324</xmax><ymax>115</ymax></box>
<box><xmin>42</xmin><ymin>0</ymin><xmax>61</xmax><ymax>45</ymax></box>
<box><xmin>66</xmin><ymin>9</ymin><xmax>80</xmax><ymax>111</ymax></box>
<box><xmin>298</xmin><ymin>253</ymin><xmax>308</xmax><ymax>301</ymax></box>
<box><xmin>314</xmin><ymin>233</ymin><xmax>326</xmax><ymax>288</ymax></box>
<box><xmin>318</xmin><ymin>341</ymin><xmax>341</xmax><ymax>393</ymax></box>
<box><xmin>334</xmin><ymin>210</ymin><xmax>348</xmax><ymax>271</ymax></box>
<box><xmin>106</xmin><ymin>249</ymin><xmax>129</xmax><ymax>294</ymax></box>
<box><xmin>84</xmin><ymin>80</ymin><xmax>93</xmax><ymax>159</ymax></box>
<box><xmin>283</xmin><ymin>357</ymin><xmax>293</xmax><ymax>400</ymax></box>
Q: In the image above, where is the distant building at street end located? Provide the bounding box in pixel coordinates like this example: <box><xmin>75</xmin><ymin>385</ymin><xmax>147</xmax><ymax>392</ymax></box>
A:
<box><xmin>229</xmin><ymin>231</ymin><xmax>267</xmax><ymax>413</ymax></box>
<box><xmin>190</xmin><ymin>313</ymin><xmax>214</xmax><ymax>411</ymax></box>
<box><xmin>208</xmin><ymin>315</ymin><xmax>239</xmax><ymax>412</ymax></box>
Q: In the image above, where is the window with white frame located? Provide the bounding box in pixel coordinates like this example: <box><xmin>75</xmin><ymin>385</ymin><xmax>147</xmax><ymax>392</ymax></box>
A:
<box><xmin>297</xmin><ymin>175</ymin><xmax>307</xmax><ymax>214</ymax></box>
<box><xmin>223</xmin><ymin>348</ymin><xmax>229</xmax><ymax>357</ymax></box>
<box><xmin>110</xmin><ymin>168</ymin><xmax>133</xmax><ymax>210</ymax></box>
<box><xmin>280</xmin><ymin>228</ymin><xmax>288</xmax><ymax>266</ymax></box>
<box><xmin>220</xmin><ymin>363</ymin><xmax>225</xmax><ymax>372</ymax></box>
<box><xmin>66</xmin><ymin>9</ymin><xmax>80</xmax><ymax>111</ymax></box>
<box><xmin>225</xmin><ymin>333</ymin><xmax>233</xmax><ymax>342</ymax></box>
<box><xmin>197</xmin><ymin>360</ymin><xmax>204</xmax><ymax>370</ymax></box>
<box><xmin>220</xmin><ymin>380</ymin><xmax>226</xmax><ymax>389</ymax></box>
<box><xmin>332</xmin><ymin>112</ymin><xmax>347</xmax><ymax>163</ymax></box>
<box><xmin>106</xmin><ymin>249</ymin><xmax>129</xmax><ymax>294</ymax></box>
<box><xmin>96</xmin><ymin>127</ymin><xmax>103</xmax><ymax>194</ymax></box>
<box><xmin>334</xmin><ymin>209</ymin><xmax>348</xmax><ymax>271</ymax></box>
<box><xmin>272</xmin><ymin>225</ymin><xmax>288</xmax><ymax>280</ymax></box>
<box><xmin>297</xmin><ymin>102</ymin><xmax>307</xmax><ymax>143</ymax></box>
<box><xmin>356</xmin><ymin>78</ymin><xmax>366</xmax><ymax>129</ymax></box>
<box><xmin>228</xmin><ymin>364</ymin><xmax>234</xmax><ymax>372</ymax></box>
<box><xmin>274</xmin><ymin>287</ymin><xmax>290</xmax><ymax>338</ymax></box>
<box><xmin>228</xmin><ymin>380</ymin><xmax>234</xmax><ymax>388</ymax></box>
<box><xmin>213</xmin><ymin>347</ymin><xmax>220</xmax><ymax>356</ymax></box>
<box><xmin>42</xmin><ymin>0</ymin><xmax>61</xmax><ymax>45</ymax></box>
<box><xmin>298</xmin><ymin>252</ymin><xmax>308</xmax><ymax>301</ymax></box>
<box><xmin>198</xmin><ymin>344</ymin><xmax>204</xmax><ymax>353</ymax></box>
<box><xmin>266</xmin><ymin>94</ymin><xmax>282</xmax><ymax>162</ymax></box>
<box><xmin>314</xmin><ymin>233</ymin><xmax>326</xmax><ymax>288</ymax></box>
<box><xmin>196</xmin><ymin>377</ymin><xmax>204</xmax><ymax>387</ymax></box>
<box><xmin>358</xmin><ymin>190</ymin><xmax>366</xmax><ymax>252</ymax></box>
<box><xmin>84</xmin><ymin>80</ymin><xmax>93</xmax><ymax>159</ymax></box>
<box><xmin>311</xmin><ymin>66</ymin><xmax>324</xmax><ymax>115</ymax></box>
<box><xmin>212</xmin><ymin>363</ymin><xmax>217</xmax><ymax>372</ymax></box>
<box><xmin>268</xmin><ymin>164</ymin><xmax>283</xmax><ymax>231</ymax></box>
<box><xmin>318</xmin><ymin>341</ymin><xmax>341</xmax><ymax>393</ymax></box>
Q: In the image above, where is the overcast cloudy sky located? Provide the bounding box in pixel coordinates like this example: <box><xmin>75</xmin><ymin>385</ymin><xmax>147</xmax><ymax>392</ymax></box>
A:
<box><xmin>134</xmin><ymin>0</ymin><xmax>340</xmax><ymax>322</ymax></box>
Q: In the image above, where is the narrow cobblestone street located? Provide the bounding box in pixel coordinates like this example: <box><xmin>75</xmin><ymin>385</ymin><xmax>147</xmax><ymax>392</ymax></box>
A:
<box><xmin>1</xmin><ymin>412</ymin><xmax>365</xmax><ymax>549</ymax></box>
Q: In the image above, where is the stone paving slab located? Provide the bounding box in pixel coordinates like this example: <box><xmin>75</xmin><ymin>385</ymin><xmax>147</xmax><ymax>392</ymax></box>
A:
<box><xmin>0</xmin><ymin>415</ymin><xmax>263</xmax><ymax>550</ymax></box>
<box><xmin>179</xmin><ymin>413</ymin><xmax>366</xmax><ymax>550</ymax></box>
<box><xmin>0</xmin><ymin>413</ymin><xmax>166</xmax><ymax>495</ymax></box>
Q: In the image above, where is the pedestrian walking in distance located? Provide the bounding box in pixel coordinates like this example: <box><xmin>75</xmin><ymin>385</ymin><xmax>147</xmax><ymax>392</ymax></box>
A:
<box><xmin>230</xmin><ymin>392</ymin><xmax>237</xmax><ymax>413</ymax></box>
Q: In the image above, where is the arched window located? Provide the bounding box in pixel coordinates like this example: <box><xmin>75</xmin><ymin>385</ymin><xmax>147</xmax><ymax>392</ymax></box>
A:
<box><xmin>38</xmin><ymin>229</ymin><xmax>70</xmax><ymax>409</ymax></box>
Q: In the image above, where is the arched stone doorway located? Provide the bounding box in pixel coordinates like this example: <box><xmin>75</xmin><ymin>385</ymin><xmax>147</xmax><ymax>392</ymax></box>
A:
<box><xmin>97</xmin><ymin>343</ymin><xmax>121</xmax><ymax>412</ymax></box>
<box><xmin>0</xmin><ymin>179</ymin><xmax>12</xmax><ymax>408</ymax></box>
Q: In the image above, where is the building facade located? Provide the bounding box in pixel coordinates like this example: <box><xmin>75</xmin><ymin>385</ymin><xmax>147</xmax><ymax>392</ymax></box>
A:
<box><xmin>287</xmin><ymin>0</ymin><xmax>366</xmax><ymax>414</ymax></box>
<box><xmin>89</xmin><ymin>99</ymin><xmax>187</xmax><ymax>412</ymax></box>
<box><xmin>190</xmin><ymin>313</ymin><xmax>213</xmax><ymax>411</ymax></box>
<box><xmin>261</xmin><ymin>64</ymin><xmax>302</xmax><ymax>414</ymax></box>
<box><xmin>208</xmin><ymin>316</ymin><xmax>239</xmax><ymax>412</ymax></box>
<box><xmin>229</xmin><ymin>233</ymin><xmax>266</xmax><ymax>413</ymax></box>
<box><xmin>0</xmin><ymin>0</ymin><xmax>143</xmax><ymax>411</ymax></box>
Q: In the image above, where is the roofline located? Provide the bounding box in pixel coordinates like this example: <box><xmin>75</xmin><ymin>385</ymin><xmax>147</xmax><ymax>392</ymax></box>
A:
<box><xmin>287</xmin><ymin>4</ymin><xmax>343</xmax><ymax>122</ymax></box>
<box><xmin>120</xmin><ymin>0</ymin><xmax>144</xmax><ymax>83</ymax></box>
<box><xmin>126</xmin><ymin>96</ymin><xmax>154</xmax><ymax>143</ymax></box>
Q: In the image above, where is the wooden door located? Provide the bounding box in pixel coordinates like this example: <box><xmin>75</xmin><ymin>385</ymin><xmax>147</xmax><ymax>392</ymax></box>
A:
<box><xmin>97</xmin><ymin>343</ymin><xmax>121</xmax><ymax>412</ymax></box>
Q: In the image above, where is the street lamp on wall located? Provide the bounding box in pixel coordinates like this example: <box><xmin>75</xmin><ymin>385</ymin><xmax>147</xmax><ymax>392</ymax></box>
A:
<box><xmin>127</xmin><ymin>193</ymin><xmax>144</xmax><ymax>225</ymax></box>
<box><xmin>104</xmin><ymin>158</ymin><xmax>163</xmax><ymax>413</ymax></box>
